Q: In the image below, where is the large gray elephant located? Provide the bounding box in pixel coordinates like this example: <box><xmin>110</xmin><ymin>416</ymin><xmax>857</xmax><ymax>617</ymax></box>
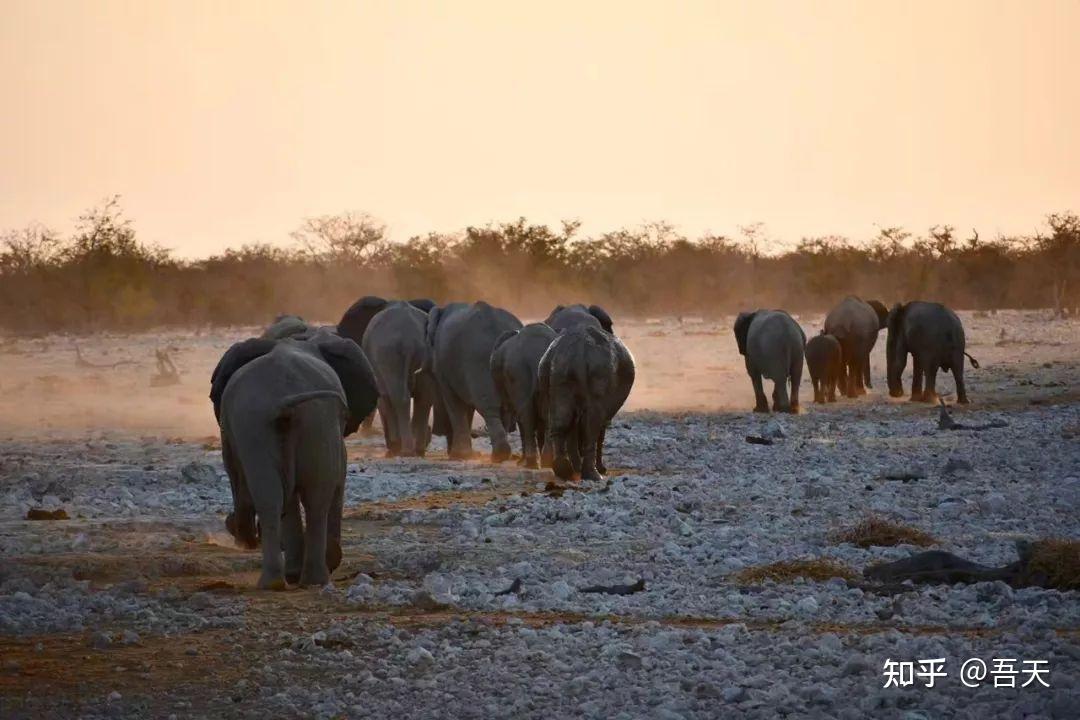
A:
<box><xmin>490</xmin><ymin>322</ymin><xmax>557</xmax><ymax>468</ymax></box>
<box><xmin>336</xmin><ymin>296</ymin><xmax>436</xmax><ymax>433</ymax></box>
<box><xmin>823</xmin><ymin>296</ymin><xmax>888</xmax><ymax>397</ymax></box>
<box><xmin>804</xmin><ymin>332</ymin><xmax>843</xmax><ymax>403</ymax></box>
<box><xmin>734</xmin><ymin>309</ymin><xmax>806</xmax><ymax>413</ymax></box>
<box><xmin>886</xmin><ymin>301</ymin><xmax>976</xmax><ymax>404</ymax></box>
<box><xmin>213</xmin><ymin>333</ymin><xmax>378</xmax><ymax>589</ymax></box>
<box><xmin>361</xmin><ymin>301</ymin><xmax>438</xmax><ymax>457</ymax></box>
<box><xmin>545</xmin><ymin>304</ymin><xmax>615</xmax><ymax>334</ymax></box>
<box><xmin>538</xmin><ymin>324</ymin><xmax>635</xmax><ymax>481</ymax></box>
<box><xmin>427</xmin><ymin>301</ymin><xmax>523</xmax><ymax>461</ymax></box>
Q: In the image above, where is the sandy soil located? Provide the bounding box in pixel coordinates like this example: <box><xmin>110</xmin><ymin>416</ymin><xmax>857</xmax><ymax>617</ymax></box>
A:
<box><xmin>0</xmin><ymin>311</ymin><xmax>1078</xmax><ymax>719</ymax></box>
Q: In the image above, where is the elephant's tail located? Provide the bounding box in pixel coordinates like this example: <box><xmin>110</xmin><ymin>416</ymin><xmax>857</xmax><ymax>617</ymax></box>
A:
<box><xmin>964</xmin><ymin>352</ymin><xmax>980</xmax><ymax>369</ymax></box>
<box><xmin>275</xmin><ymin>390</ymin><xmax>347</xmax><ymax>416</ymax></box>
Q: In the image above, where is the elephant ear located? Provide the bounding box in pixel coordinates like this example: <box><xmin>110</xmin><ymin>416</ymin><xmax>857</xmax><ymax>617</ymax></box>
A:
<box><xmin>545</xmin><ymin>305</ymin><xmax>565</xmax><ymax>325</ymax></box>
<box><xmin>312</xmin><ymin>335</ymin><xmax>379</xmax><ymax>437</ymax></box>
<box><xmin>492</xmin><ymin>329</ymin><xmax>519</xmax><ymax>352</ymax></box>
<box><xmin>408</xmin><ymin>298</ymin><xmax>436</xmax><ymax>314</ymax></box>
<box><xmin>336</xmin><ymin>296</ymin><xmax>388</xmax><ymax>342</ymax></box>
<box><xmin>588</xmin><ymin>305</ymin><xmax>614</xmax><ymax>333</ymax></box>
<box><xmin>867</xmin><ymin>300</ymin><xmax>889</xmax><ymax>329</ymax></box>
<box><xmin>886</xmin><ymin>303</ymin><xmax>906</xmax><ymax>334</ymax></box>
<box><xmin>210</xmin><ymin>338</ymin><xmax>277</xmax><ymax>421</ymax></box>
<box><xmin>733</xmin><ymin>312</ymin><xmax>756</xmax><ymax>356</ymax></box>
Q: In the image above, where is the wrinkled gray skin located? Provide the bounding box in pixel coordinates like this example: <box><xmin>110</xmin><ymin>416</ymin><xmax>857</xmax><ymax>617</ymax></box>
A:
<box><xmin>734</xmin><ymin>310</ymin><xmax>806</xmax><ymax>413</ymax></box>
<box><xmin>886</xmin><ymin>301</ymin><xmax>972</xmax><ymax>404</ymax></box>
<box><xmin>804</xmin><ymin>333</ymin><xmax>843</xmax><ymax>403</ymax></box>
<box><xmin>427</xmin><ymin>301</ymin><xmax>523</xmax><ymax>461</ymax></box>
<box><xmin>823</xmin><ymin>296</ymin><xmax>888</xmax><ymax>397</ymax></box>
<box><xmin>490</xmin><ymin>323</ymin><xmax>557</xmax><ymax>469</ymax></box>
<box><xmin>262</xmin><ymin>314</ymin><xmax>314</xmax><ymax>340</ymax></box>
<box><xmin>219</xmin><ymin>341</ymin><xmax>348</xmax><ymax>590</ymax></box>
<box><xmin>538</xmin><ymin>325</ymin><xmax>635</xmax><ymax>481</ymax></box>
<box><xmin>361</xmin><ymin>301</ymin><xmax>437</xmax><ymax>457</ymax></box>
<box><xmin>544</xmin><ymin>304</ymin><xmax>614</xmax><ymax>334</ymax></box>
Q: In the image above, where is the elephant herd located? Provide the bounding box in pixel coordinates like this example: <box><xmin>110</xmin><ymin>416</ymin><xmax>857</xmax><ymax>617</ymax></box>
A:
<box><xmin>209</xmin><ymin>292</ymin><xmax>975</xmax><ymax>589</ymax></box>
<box><xmin>734</xmin><ymin>295</ymin><xmax>977</xmax><ymax>413</ymax></box>
<box><xmin>209</xmin><ymin>298</ymin><xmax>634</xmax><ymax>589</ymax></box>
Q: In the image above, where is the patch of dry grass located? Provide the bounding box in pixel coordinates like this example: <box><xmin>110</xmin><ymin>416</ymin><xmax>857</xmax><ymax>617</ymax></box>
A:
<box><xmin>831</xmin><ymin>517</ymin><xmax>937</xmax><ymax>549</ymax></box>
<box><xmin>732</xmin><ymin>559</ymin><xmax>858</xmax><ymax>585</ymax></box>
<box><xmin>1025</xmin><ymin>538</ymin><xmax>1080</xmax><ymax>591</ymax></box>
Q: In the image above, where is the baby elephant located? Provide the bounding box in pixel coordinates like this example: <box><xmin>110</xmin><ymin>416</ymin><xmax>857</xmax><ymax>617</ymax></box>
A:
<box><xmin>538</xmin><ymin>325</ymin><xmax>635</xmax><ymax>481</ymax></box>
<box><xmin>491</xmin><ymin>323</ymin><xmax>558</xmax><ymax>469</ymax></box>
<box><xmin>804</xmin><ymin>332</ymin><xmax>843</xmax><ymax>403</ymax></box>
<box><xmin>734</xmin><ymin>309</ymin><xmax>806</xmax><ymax>413</ymax></box>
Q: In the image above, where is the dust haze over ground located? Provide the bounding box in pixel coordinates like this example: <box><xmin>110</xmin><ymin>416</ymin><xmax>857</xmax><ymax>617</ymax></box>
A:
<box><xmin>1</xmin><ymin>311</ymin><xmax>1079</xmax><ymax>719</ymax></box>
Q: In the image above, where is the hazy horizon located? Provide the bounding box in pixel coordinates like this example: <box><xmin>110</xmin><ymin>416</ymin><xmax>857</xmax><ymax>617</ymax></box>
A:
<box><xmin>2</xmin><ymin>0</ymin><xmax>1078</xmax><ymax>259</ymax></box>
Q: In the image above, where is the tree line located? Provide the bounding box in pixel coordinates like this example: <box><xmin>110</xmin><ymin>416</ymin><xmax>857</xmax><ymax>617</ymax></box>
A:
<box><xmin>1</xmin><ymin>196</ymin><xmax>1077</xmax><ymax>333</ymax></box>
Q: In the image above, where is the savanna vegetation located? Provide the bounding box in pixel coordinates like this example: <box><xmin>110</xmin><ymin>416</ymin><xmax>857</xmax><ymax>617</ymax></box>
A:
<box><xmin>1</xmin><ymin>197</ymin><xmax>1077</xmax><ymax>333</ymax></box>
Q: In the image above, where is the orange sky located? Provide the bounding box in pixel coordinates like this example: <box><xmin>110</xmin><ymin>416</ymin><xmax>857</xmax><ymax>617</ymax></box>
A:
<box><xmin>1</xmin><ymin>0</ymin><xmax>1077</xmax><ymax>258</ymax></box>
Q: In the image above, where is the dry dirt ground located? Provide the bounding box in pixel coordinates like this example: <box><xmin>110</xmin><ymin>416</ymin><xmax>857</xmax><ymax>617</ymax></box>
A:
<box><xmin>0</xmin><ymin>311</ymin><xmax>1078</xmax><ymax>719</ymax></box>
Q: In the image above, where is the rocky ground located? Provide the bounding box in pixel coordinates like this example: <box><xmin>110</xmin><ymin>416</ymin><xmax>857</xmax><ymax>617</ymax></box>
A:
<box><xmin>0</xmin><ymin>311</ymin><xmax>1078</xmax><ymax>718</ymax></box>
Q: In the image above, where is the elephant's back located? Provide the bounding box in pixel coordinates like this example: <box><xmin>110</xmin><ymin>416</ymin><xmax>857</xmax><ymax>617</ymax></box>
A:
<box><xmin>221</xmin><ymin>344</ymin><xmax>342</xmax><ymax>426</ymax></box>
<box><xmin>906</xmin><ymin>302</ymin><xmax>965</xmax><ymax>348</ymax></box>
<box><xmin>824</xmin><ymin>297</ymin><xmax>876</xmax><ymax>338</ymax></box>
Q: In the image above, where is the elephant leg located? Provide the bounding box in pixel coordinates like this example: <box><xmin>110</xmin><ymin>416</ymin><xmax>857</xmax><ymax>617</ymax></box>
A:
<box><xmin>377</xmin><ymin>397</ymin><xmax>399</xmax><ymax>457</ymax></box>
<box><xmin>537</xmin><ymin>402</ymin><xmax>552</xmax><ymax>468</ymax></box>
<box><xmin>236</xmin><ymin>441</ymin><xmax>286</xmax><ymax>590</ymax></box>
<box><xmin>812</xmin><ymin>377</ymin><xmax>823</xmax><ymax>404</ymax></box>
<box><xmin>568</xmin><ymin>414</ymin><xmax>583</xmax><ymax>476</ymax></box>
<box><xmin>393</xmin><ymin>394</ymin><xmax>415</xmax><ymax>457</ymax></box>
<box><xmin>325</xmin><ymin>481</ymin><xmax>344</xmax><ymax>575</ymax></box>
<box><xmin>749</xmin><ymin>372</ymin><xmax>769</xmax><ymax>413</ymax></box>
<box><xmin>411</xmin><ymin>389</ymin><xmax>433</xmax><ymax>457</ymax></box>
<box><xmin>442</xmin><ymin>388</ymin><xmax>474</xmax><ymax>459</ymax></box>
<box><xmin>771</xmin><ymin>377</ymin><xmax>791</xmax><ymax>413</ymax></box>
<box><xmin>549</xmin><ymin>391</ymin><xmax>576</xmax><ymax>480</ymax></box>
<box><xmin>923</xmin><ymin>365</ymin><xmax>939</xmax><ymax>404</ymax></box>
<box><xmin>478</xmin><ymin>407</ymin><xmax>512</xmax><ymax>463</ymax></box>
<box><xmin>954</xmin><ymin>353</ymin><xmax>970</xmax><ymax>404</ymax></box>
<box><xmin>282</xmin><ymin>491</ymin><xmax>304</xmax><ymax>585</ymax></box>
<box><xmin>910</xmin><ymin>356</ymin><xmax>925</xmax><ymax>402</ymax></box>
<box><xmin>863</xmin><ymin>354</ymin><xmax>873</xmax><ymax>389</ymax></box>
<box><xmin>789</xmin><ymin>364</ymin><xmax>802</xmax><ymax>414</ymax></box>
<box><xmin>360</xmin><ymin>410</ymin><xmax>377</xmax><ymax>436</ymax></box>
<box><xmin>579</xmin><ymin>405</ymin><xmax>603</xmax><ymax>482</ymax></box>
<box><xmin>518</xmin><ymin>400</ymin><xmax>540</xmax><ymax>469</ymax></box>
<box><xmin>595</xmin><ymin>424</ymin><xmax>607</xmax><ymax>476</ymax></box>
<box><xmin>298</xmin><ymin>492</ymin><xmax>330</xmax><ymax>587</ymax></box>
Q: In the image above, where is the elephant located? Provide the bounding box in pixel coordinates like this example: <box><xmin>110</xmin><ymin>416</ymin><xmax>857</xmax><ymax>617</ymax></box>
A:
<box><xmin>734</xmin><ymin>309</ymin><xmax>806</xmax><ymax>413</ymax></box>
<box><xmin>538</xmin><ymin>324</ymin><xmax>635</xmax><ymax>481</ymax></box>
<box><xmin>545</xmin><ymin>304</ymin><xmax>614</xmax><ymax>334</ymax></box>
<box><xmin>336</xmin><ymin>296</ymin><xmax>434</xmax><ymax>433</ymax></box>
<box><xmin>886</xmin><ymin>301</ymin><xmax>976</xmax><ymax>404</ymax></box>
<box><xmin>361</xmin><ymin>301</ymin><xmax>438</xmax><ymax>457</ymax></box>
<box><xmin>213</xmin><ymin>333</ymin><xmax>378</xmax><ymax>589</ymax></box>
<box><xmin>426</xmin><ymin>301</ymin><xmax>523</xmax><ymax>461</ymax></box>
<box><xmin>804</xmin><ymin>332</ymin><xmax>843</xmax><ymax>403</ymax></box>
<box><xmin>823</xmin><ymin>296</ymin><xmax>888</xmax><ymax>397</ymax></box>
<box><xmin>490</xmin><ymin>322</ymin><xmax>558</xmax><ymax>468</ymax></box>
<box><xmin>262</xmin><ymin>314</ymin><xmax>314</xmax><ymax>340</ymax></box>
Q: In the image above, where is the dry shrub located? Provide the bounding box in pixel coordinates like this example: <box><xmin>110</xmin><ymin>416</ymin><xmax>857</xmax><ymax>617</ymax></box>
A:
<box><xmin>831</xmin><ymin>517</ymin><xmax>937</xmax><ymax>548</ymax></box>
<box><xmin>732</xmin><ymin>559</ymin><xmax>857</xmax><ymax>585</ymax></box>
<box><xmin>1024</xmin><ymin>538</ymin><xmax>1080</xmax><ymax>591</ymax></box>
